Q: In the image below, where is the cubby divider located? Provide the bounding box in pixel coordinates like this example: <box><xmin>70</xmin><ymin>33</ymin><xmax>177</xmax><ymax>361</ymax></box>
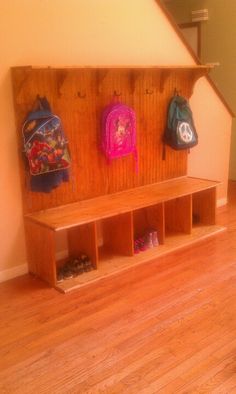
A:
<box><xmin>67</xmin><ymin>222</ymin><xmax>98</xmax><ymax>269</ymax></box>
<box><xmin>97</xmin><ymin>212</ymin><xmax>134</xmax><ymax>260</ymax></box>
<box><xmin>164</xmin><ymin>195</ymin><xmax>192</xmax><ymax>237</ymax></box>
<box><xmin>192</xmin><ymin>188</ymin><xmax>216</xmax><ymax>226</ymax></box>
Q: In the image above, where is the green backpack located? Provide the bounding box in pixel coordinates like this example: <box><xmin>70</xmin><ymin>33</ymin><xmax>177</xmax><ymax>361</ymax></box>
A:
<box><xmin>163</xmin><ymin>95</ymin><xmax>198</xmax><ymax>151</ymax></box>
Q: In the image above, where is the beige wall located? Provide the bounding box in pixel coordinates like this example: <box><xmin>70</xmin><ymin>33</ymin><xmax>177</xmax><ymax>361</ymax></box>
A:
<box><xmin>189</xmin><ymin>77</ymin><xmax>232</xmax><ymax>204</ymax></box>
<box><xmin>0</xmin><ymin>0</ymin><xmax>231</xmax><ymax>280</ymax></box>
<box><xmin>164</xmin><ymin>0</ymin><xmax>236</xmax><ymax>179</ymax></box>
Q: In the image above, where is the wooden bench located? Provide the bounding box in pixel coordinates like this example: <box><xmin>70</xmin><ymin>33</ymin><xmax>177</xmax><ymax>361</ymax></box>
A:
<box><xmin>25</xmin><ymin>176</ymin><xmax>224</xmax><ymax>293</ymax></box>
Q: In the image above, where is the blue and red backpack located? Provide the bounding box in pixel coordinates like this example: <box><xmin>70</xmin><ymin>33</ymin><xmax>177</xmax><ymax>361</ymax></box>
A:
<box><xmin>22</xmin><ymin>96</ymin><xmax>70</xmax><ymax>192</ymax></box>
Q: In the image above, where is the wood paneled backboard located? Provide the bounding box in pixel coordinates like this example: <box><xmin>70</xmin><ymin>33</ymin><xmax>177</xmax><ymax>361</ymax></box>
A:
<box><xmin>11</xmin><ymin>66</ymin><xmax>209</xmax><ymax>214</ymax></box>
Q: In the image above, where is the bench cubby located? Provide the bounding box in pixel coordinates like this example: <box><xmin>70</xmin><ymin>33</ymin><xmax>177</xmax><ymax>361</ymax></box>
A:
<box><xmin>67</xmin><ymin>222</ymin><xmax>98</xmax><ymax>269</ymax></box>
<box><xmin>97</xmin><ymin>212</ymin><xmax>134</xmax><ymax>259</ymax></box>
<box><xmin>192</xmin><ymin>188</ymin><xmax>216</xmax><ymax>227</ymax></box>
<box><xmin>164</xmin><ymin>195</ymin><xmax>192</xmax><ymax>237</ymax></box>
<box><xmin>133</xmin><ymin>203</ymin><xmax>164</xmax><ymax>245</ymax></box>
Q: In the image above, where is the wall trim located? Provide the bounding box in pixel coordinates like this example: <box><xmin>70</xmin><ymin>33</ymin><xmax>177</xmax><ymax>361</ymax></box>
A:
<box><xmin>0</xmin><ymin>263</ymin><xmax>28</xmax><ymax>283</ymax></box>
<box><xmin>0</xmin><ymin>250</ymin><xmax>68</xmax><ymax>284</ymax></box>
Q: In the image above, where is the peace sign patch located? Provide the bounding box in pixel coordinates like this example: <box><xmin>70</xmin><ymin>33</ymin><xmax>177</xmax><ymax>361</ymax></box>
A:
<box><xmin>177</xmin><ymin>121</ymin><xmax>194</xmax><ymax>143</ymax></box>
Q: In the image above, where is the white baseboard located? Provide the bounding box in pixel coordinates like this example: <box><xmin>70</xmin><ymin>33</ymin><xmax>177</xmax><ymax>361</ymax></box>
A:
<box><xmin>0</xmin><ymin>263</ymin><xmax>28</xmax><ymax>283</ymax></box>
<box><xmin>0</xmin><ymin>250</ymin><xmax>68</xmax><ymax>284</ymax></box>
<box><xmin>217</xmin><ymin>197</ymin><xmax>227</xmax><ymax>207</ymax></box>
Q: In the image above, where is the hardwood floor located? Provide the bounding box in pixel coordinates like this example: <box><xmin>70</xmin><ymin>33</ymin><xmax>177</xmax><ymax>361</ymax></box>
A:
<box><xmin>0</xmin><ymin>183</ymin><xmax>236</xmax><ymax>393</ymax></box>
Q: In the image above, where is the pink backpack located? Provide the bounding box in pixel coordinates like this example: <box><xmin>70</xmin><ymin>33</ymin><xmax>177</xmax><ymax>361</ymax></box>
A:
<box><xmin>102</xmin><ymin>102</ymin><xmax>138</xmax><ymax>171</ymax></box>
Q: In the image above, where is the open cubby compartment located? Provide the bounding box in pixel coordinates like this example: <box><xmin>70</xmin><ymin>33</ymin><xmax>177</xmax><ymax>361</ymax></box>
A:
<box><xmin>67</xmin><ymin>222</ymin><xmax>98</xmax><ymax>270</ymax></box>
<box><xmin>133</xmin><ymin>203</ymin><xmax>164</xmax><ymax>246</ymax></box>
<box><xmin>96</xmin><ymin>212</ymin><xmax>134</xmax><ymax>261</ymax></box>
<box><xmin>164</xmin><ymin>195</ymin><xmax>192</xmax><ymax>237</ymax></box>
<box><xmin>192</xmin><ymin>188</ymin><xmax>216</xmax><ymax>227</ymax></box>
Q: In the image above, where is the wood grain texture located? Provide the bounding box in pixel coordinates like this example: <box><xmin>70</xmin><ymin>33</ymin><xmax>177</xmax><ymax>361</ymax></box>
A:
<box><xmin>193</xmin><ymin>187</ymin><xmax>216</xmax><ymax>226</ymax></box>
<box><xmin>0</xmin><ymin>181</ymin><xmax>235</xmax><ymax>394</ymax></box>
<box><xmin>133</xmin><ymin>203</ymin><xmax>164</xmax><ymax>244</ymax></box>
<box><xmin>25</xmin><ymin>177</ymin><xmax>219</xmax><ymax>231</ymax></box>
<box><xmin>24</xmin><ymin>220</ymin><xmax>56</xmax><ymax>286</ymax></box>
<box><xmin>67</xmin><ymin>222</ymin><xmax>98</xmax><ymax>269</ymax></box>
<box><xmin>11</xmin><ymin>66</ymin><xmax>209</xmax><ymax>214</ymax></box>
<box><xmin>100</xmin><ymin>212</ymin><xmax>134</xmax><ymax>257</ymax></box>
<box><xmin>165</xmin><ymin>194</ymin><xmax>192</xmax><ymax>235</ymax></box>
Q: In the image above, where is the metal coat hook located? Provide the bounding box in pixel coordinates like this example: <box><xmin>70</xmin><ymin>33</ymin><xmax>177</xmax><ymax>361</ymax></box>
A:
<box><xmin>145</xmin><ymin>88</ymin><xmax>154</xmax><ymax>95</ymax></box>
<box><xmin>113</xmin><ymin>90</ymin><xmax>122</xmax><ymax>97</ymax></box>
<box><xmin>174</xmin><ymin>88</ymin><xmax>180</xmax><ymax>96</ymax></box>
<box><xmin>77</xmin><ymin>91</ymin><xmax>86</xmax><ymax>99</ymax></box>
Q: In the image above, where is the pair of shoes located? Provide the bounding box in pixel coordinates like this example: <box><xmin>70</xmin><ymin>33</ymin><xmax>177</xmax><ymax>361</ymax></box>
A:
<box><xmin>134</xmin><ymin>230</ymin><xmax>159</xmax><ymax>254</ymax></box>
<box><xmin>146</xmin><ymin>230</ymin><xmax>159</xmax><ymax>248</ymax></box>
<box><xmin>57</xmin><ymin>264</ymin><xmax>73</xmax><ymax>282</ymax></box>
<box><xmin>68</xmin><ymin>258</ymin><xmax>84</xmax><ymax>276</ymax></box>
<box><xmin>134</xmin><ymin>237</ymin><xmax>149</xmax><ymax>254</ymax></box>
<box><xmin>151</xmin><ymin>230</ymin><xmax>159</xmax><ymax>247</ymax></box>
<box><xmin>57</xmin><ymin>254</ymin><xmax>94</xmax><ymax>282</ymax></box>
<box><xmin>68</xmin><ymin>254</ymin><xmax>93</xmax><ymax>275</ymax></box>
<box><xmin>80</xmin><ymin>254</ymin><xmax>93</xmax><ymax>272</ymax></box>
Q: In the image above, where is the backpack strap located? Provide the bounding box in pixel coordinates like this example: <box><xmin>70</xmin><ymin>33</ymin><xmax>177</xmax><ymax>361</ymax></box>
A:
<box><xmin>26</xmin><ymin>95</ymin><xmax>52</xmax><ymax>122</ymax></box>
<box><xmin>134</xmin><ymin>147</ymin><xmax>139</xmax><ymax>173</ymax></box>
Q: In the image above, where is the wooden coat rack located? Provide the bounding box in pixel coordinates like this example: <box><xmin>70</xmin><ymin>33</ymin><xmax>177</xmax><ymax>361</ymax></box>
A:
<box><xmin>11</xmin><ymin>65</ymin><xmax>224</xmax><ymax>293</ymax></box>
